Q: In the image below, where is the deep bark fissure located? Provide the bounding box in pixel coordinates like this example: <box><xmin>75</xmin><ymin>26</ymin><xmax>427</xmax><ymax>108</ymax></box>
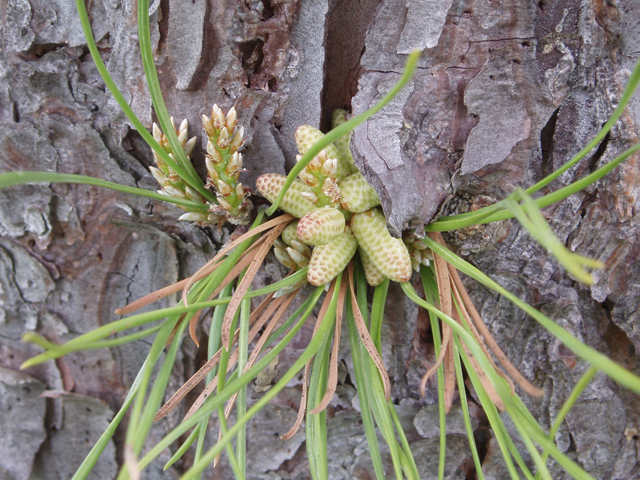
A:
<box><xmin>320</xmin><ymin>0</ymin><xmax>382</xmax><ymax>131</ymax></box>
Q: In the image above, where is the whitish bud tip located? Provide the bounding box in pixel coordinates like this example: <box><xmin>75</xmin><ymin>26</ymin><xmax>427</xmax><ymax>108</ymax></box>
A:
<box><xmin>177</xmin><ymin>129</ymin><xmax>188</xmax><ymax>145</ymax></box>
<box><xmin>226</xmin><ymin>107</ymin><xmax>237</xmax><ymax>125</ymax></box>
<box><xmin>149</xmin><ymin>166</ymin><xmax>165</xmax><ymax>185</ymax></box>
<box><xmin>217</xmin><ymin>196</ymin><xmax>232</xmax><ymax>209</ymax></box>
<box><xmin>321</xmin><ymin>159</ymin><xmax>334</xmax><ymax>176</ymax></box>
<box><xmin>184</xmin><ymin>137</ymin><xmax>197</xmax><ymax>157</ymax></box>
<box><xmin>217</xmin><ymin>180</ymin><xmax>232</xmax><ymax>196</ymax></box>
<box><xmin>152</xmin><ymin>123</ymin><xmax>162</xmax><ymax>141</ymax></box>
<box><xmin>300</xmin><ymin>191</ymin><xmax>318</xmax><ymax>204</ymax></box>
<box><xmin>179</xmin><ymin>212</ymin><xmax>207</xmax><ymax>223</ymax></box>
<box><xmin>228</xmin><ymin>152</ymin><xmax>241</xmax><ymax>171</ymax></box>
<box><xmin>206</xmin><ymin>157</ymin><xmax>216</xmax><ymax>174</ymax></box>
<box><xmin>206</xmin><ymin>140</ymin><xmax>216</xmax><ymax>157</ymax></box>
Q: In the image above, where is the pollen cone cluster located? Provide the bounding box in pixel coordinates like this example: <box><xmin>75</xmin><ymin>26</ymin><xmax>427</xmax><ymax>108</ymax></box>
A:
<box><xmin>150</xmin><ymin>118</ymin><xmax>222</xmax><ymax>225</ymax></box>
<box><xmin>203</xmin><ymin>105</ymin><xmax>253</xmax><ymax>225</ymax></box>
<box><xmin>149</xmin><ymin>105</ymin><xmax>253</xmax><ymax>226</ymax></box>
<box><xmin>256</xmin><ymin>109</ymin><xmax>415</xmax><ymax>286</ymax></box>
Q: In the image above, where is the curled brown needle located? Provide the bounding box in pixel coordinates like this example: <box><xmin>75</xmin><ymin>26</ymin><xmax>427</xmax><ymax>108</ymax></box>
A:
<box><xmin>420</xmin><ymin>232</ymin><xmax>543</xmax><ymax>412</ymax></box>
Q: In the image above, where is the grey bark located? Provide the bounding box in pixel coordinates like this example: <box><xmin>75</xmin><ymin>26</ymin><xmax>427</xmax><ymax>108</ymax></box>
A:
<box><xmin>0</xmin><ymin>0</ymin><xmax>639</xmax><ymax>479</ymax></box>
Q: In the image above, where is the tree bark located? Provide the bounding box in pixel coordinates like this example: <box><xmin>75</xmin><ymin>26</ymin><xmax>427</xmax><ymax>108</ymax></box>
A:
<box><xmin>0</xmin><ymin>0</ymin><xmax>639</xmax><ymax>478</ymax></box>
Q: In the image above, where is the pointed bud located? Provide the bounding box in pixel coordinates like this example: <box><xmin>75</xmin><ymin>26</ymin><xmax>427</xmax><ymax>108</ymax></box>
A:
<box><xmin>235</xmin><ymin>183</ymin><xmax>245</xmax><ymax>197</ymax></box>
<box><xmin>316</xmin><ymin>150</ymin><xmax>328</xmax><ymax>163</ymax></box>
<box><xmin>410</xmin><ymin>249</ymin><xmax>423</xmax><ymax>265</ymax></box>
<box><xmin>208</xmin><ymin>213</ymin><xmax>223</xmax><ymax>223</ymax></box>
<box><xmin>207</xmin><ymin>172</ymin><xmax>220</xmax><ymax>188</ymax></box>
<box><xmin>227</xmin><ymin>152</ymin><xmax>242</xmax><ymax>175</ymax></box>
<box><xmin>216</xmin><ymin>195</ymin><xmax>232</xmax><ymax>210</ymax></box>
<box><xmin>290</xmin><ymin>239</ymin><xmax>312</xmax><ymax>257</ymax></box>
<box><xmin>179</xmin><ymin>212</ymin><xmax>209</xmax><ymax>223</ymax></box>
<box><xmin>309</xmin><ymin>156</ymin><xmax>322</xmax><ymax>172</ymax></box>
<box><xmin>177</xmin><ymin>127</ymin><xmax>188</xmax><ymax>146</ymax></box>
<box><xmin>202</xmin><ymin>114</ymin><xmax>214</xmax><ymax>137</ymax></box>
<box><xmin>217</xmin><ymin>180</ymin><xmax>232</xmax><ymax>196</ymax></box>
<box><xmin>149</xmin><ymin>166</ymin><xmax>166</xmax><ymax>186</ymax></box>
<box><xmin>411</xmin><ymin>240</ymin><xmax>428</xmax><ymax>250</ymax></box>
<box><xmin>169</xmin><ymin>116</ymin><xmax>176</xmax><ymax>129</ymax></box>
<box><xmin>412</xmin><ymin>259</ymin><xmax>421</xmax><ymax>272</ymax></box>
<box><xmin>226</xmin><ymin>107</ymin><xmax>237</xmax><ymax>131</ymax></box>
<box><xmin>205</xmin><ymin>157</ymin><xmax>217</xmax><ymax>177</ymax></box>
<box><xmin>229</xmin><ymin>128</ymin><xmax>244</xmax><ymax>151</ymax></box>
<box><xmin>179</xmin><ymin>118</ymin><xmax>189</xmax><ymax>134</ymax></box>
<box><xmin>321</xmin><ymin>177</ymin><xmax>337</xmax><ymax>196</ymax></box>
<box><xmin>300</xmin><ymin>191</ymin><xmax>319</xmax><ymax>204</ymax></box>
<box><xmin>274</xmin><ymin>247</ymin><xmax>297</xmax><ymax>270</ymax></box>
<box><xmin>217</xmin><ymin>127</ymin><xmax>230</xmax><ymax>148</ymax></box>
<box><xmin>274</xmin><ymin>238</ymin><xmax>288</xmax><ymax>250</ymax></box>
<box><xmin>298</xmin><ymin>171</ymin><xmax>317</xmax><ymax>186</ymax></box>
<box><xmin>321</xmin><ymin>158</ymin><xmax>335</xmax><ymax>177</ymax></box>
<box><xmin>212</xmin><ymin>104</ymin><xmax>224</xmax><ymax>129</ymax></box>
<box><xmin>185</xmin><ymin>186</ymin><xmax>204</xmax><ymax>203</ymax></box>
<box><xmin>403</xmin><ymin>232</ymin><xmax>417</xmax><ymax>243</ymax></box>
<box><xmin>164</xmin><ymin>186</ymin><xmax>187</xmax><ymax>200</ymax></box>
<box><xmin>184</xmin><ymin>137</ymin><xmax>197</xmax><ymax>157</ymax></box>
<box><xmin>207</xmin><ymin>141</ymin><xmax>223</xmax><ymax>163</ymax></box>
<box><xmin>152</xmin><ymin>123</ymin><xmax>163</xmax><ymax>143</ymax></box>
<box><xmin>287</xmin><ymin>247</ymin><xmax>309</xmax><ymax>267</ymax></box>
